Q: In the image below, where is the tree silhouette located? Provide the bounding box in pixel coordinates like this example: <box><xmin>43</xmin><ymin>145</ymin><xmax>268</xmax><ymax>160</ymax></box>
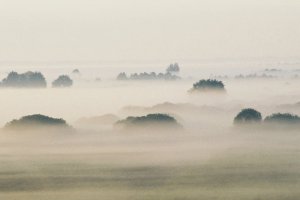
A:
<box><xmin>116</xmin><ymin>113</ymin><xmax>181</xmax><ymax>129</ymax></box>
<box><xmin>166</xmin><ymin>63</ymin><xmax>180</xmax><ymax>73</ymax></box>
<box><xmin>4</xmin><ymin>114</ymin><xmax>69</xmax><ymax>130</ymax></box>
<box><xmin>117</xmin><ymin>72</ymin><xmax>128</xmax><ymax>80</ymax></box>
<box><xmin>234</xmin><ymin>108</ymin><xmax>262</xmax><ymax>124</ymax></box>
<box><xmin>191</xmin><ymin>79</ymin><xmax>225</xmax><ymax>92</ymax></box>
<box><xmin>52</xmin><ymin>75</ymin><xmax>73</xmax><ymax>87</ymax></box>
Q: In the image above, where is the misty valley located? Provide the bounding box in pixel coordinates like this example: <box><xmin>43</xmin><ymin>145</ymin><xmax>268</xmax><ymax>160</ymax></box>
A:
<box><xmin>0</xmin><ymin>63</ymin><xmax>299</xmax><ymax>200</ymax></box>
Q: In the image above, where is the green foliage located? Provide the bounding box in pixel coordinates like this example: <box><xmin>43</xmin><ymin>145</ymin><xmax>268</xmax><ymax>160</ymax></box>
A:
<box><xmin>234</xmin><ymin>108</ymin><xmax>262</xmax><ymax>124</ymax></box>
<box><xmin>264</xmin><ymin>113</ymin><xmax>300</xmax><ymax>124</ymax></box>
<box><xmin>52</xmin><ymin>75</ymin><xmax>73</xmax><ymax>87</ymax></box>
<box><xmin>1</xmin><ymin>71</ymin><xmax>47</xmax><ymax>88</ymax></box>
<box><xmin>5</xmin><ymin>114</ymin><xmax>69</xmax><ymax>130</ymax></box>
<box><xmin>191</xmin><ymin>79</ymin><xmax>225</xmax><ymax>92</ymax></box>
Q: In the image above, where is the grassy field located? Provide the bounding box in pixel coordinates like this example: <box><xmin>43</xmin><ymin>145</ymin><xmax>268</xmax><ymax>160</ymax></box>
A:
<box><xmin>0</xmin><ymin>131</ymin><xmax>299</xmax><ymax>200</ymax></box>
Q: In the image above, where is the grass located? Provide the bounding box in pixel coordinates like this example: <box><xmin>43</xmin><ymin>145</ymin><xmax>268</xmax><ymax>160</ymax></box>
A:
<box><xmin>0</xmin><ymin>150</ymin><xmax>299</xmax><ymax>200</ymax></box>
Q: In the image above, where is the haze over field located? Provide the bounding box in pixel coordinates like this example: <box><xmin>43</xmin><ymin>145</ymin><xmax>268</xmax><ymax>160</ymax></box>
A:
<box><xmin>0</xmin><ymin>0</ymin><xmax>300</xmax><ymax>199</ymax></box>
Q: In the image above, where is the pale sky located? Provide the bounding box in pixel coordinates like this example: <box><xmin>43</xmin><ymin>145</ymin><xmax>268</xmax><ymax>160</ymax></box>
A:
<box><xmin>0</xmin><ymin>0</ymin><xmax>299</xmax><ymax>63</ymax></box>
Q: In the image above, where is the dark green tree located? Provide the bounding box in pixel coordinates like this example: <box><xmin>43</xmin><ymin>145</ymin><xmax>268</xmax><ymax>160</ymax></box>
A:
<box><xmin>234</xmin><ymin>108</ymin><xmax>262</xmax><ymax>124</ymax></box>
<box><xmin>191</xmin><ymin>79</ymin><xmax>225</xmax><ymax>92</ymax></box>
<box><xmin>4</xmin><ymin>114</ymin><xmax>69</xmax><ymax>130</ymax></box>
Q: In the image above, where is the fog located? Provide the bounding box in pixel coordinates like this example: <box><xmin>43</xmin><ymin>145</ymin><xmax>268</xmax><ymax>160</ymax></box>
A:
<box><xmin>0</xmin><ymin>64</ymin><xmax>299</xmax><ymax>199</ymax></box>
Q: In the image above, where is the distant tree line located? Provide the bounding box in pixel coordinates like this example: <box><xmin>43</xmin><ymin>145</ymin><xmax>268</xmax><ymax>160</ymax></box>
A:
<box><xmin>234</xmin><ymin>73</ymin><xmax>275</xmax><ymax>79</ymax></box>
<box><xmin>117</xmin><ymin>63</ymin><xmax>181</xmax><ymax>81</ymax></box>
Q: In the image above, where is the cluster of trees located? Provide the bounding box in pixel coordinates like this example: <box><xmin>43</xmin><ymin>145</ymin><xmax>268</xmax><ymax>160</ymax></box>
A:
<box><xmin>117</xmin><ymin>63</ymin><xmax>181</xmax><ymax>81</ymax></box>
<box><xmin>4</xmin><ymin>114</ymin><xmax>70</xmax><ymax>130</ymax></box>
<box><xmin>0</xmin><ymin>71</ymin><xmax>73</xmax><ymax>88</ymax></box>
<box><xmin>0</xmin><ymin>71</ymin><xmax>47</xmax><ymax>88</ymax></box>
<box><xmin>115</xmin><ymin>113</ymin><xmax>181</xmax><ymax>129</ymax></box>
<box><xmin>234</xmin><ymin>108</ymin><xmax>300</xmax><ymax>126</ymax></box>
<box><xmin>190</xmin><ymin>79</ymin><xmax>225</xmax><ymax>92</ymax></box>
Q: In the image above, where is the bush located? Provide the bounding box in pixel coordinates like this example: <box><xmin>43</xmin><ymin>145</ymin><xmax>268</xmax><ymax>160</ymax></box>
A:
<box><xmin>264</xmin><ymin>113</ymin><xmax>300</xmax><ymax>124</ymax></box>
<box><xmin>1</xmin><ymin>71</ymin><xmax>47</xmax><ymax>88</ymax></box>
<box><xmin>191</xmin><ymin>79</ymin><xmax>225</xmax><ymax>92</ymax></box>
<box><xmin>52</xmin><ymin>75</ymin><xmax>73</xmax><ymax>87</ymax></box>
<box><xmin>234</xmin><ymin>108</ymin><xmax>262</xmax><ymax>124</ymax></box>
<box><xmin>4</xmin><ymin>114</ymin><xmax>69</xmax><ymax>130</ymax></box>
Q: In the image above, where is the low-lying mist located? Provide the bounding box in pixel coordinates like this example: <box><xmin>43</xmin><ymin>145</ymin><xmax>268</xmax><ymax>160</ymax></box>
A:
<box><xmin>1</xmin><ymin>66</ymin><xmax>300</xmax><ymax>199</ymax></box>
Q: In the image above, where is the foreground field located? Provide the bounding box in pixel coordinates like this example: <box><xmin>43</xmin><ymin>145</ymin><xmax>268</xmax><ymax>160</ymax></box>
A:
<box><xmin>0</xmin><ymin>130</ymin><xmax>299</xmax><ymax>200</ymax></box>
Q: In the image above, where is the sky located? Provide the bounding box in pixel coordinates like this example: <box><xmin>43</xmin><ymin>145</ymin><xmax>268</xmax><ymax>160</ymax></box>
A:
<box><xmin>0</xmin><ymin>0</ymin><xmax>299</xmax><ymax>63</ymax></box>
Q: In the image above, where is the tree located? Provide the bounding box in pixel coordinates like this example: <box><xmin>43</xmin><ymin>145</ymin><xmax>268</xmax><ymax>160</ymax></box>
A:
<box><xmin>52</xmin><ymin>75</ymin><xmax>73</xmax><ymax>88</ymax></box>
<box><xmin>234</xmin><ymin>108</ymin><xmax>262</xmax><ymax>124</ymax></box>
<box><xmin>191</xmin><ymin>79</ymin><xmax>225</xmax><ymax>92</ymax></box>
<box><xmin>1</xmin><ymin>71</ymin><xmax>47</xmax><ymax>88</ymax></box>
<box><xmin>166</xmin><ymin>63</ymin><xmax>180</xmax><ymax>73</ymax></box>
<box><xmin>117</xmin><ymin>72</ymin><xmax>128</xmax><ymax>80</ymax></box>
<box><xmin>264</xmin><ymin>113</ymin><xmax>300</xmax><ymax>124</ymax></box>
<box><xmin>4</xmin><ymin>114</ymin><xmax>69</xmax><ymax>130</ymax></box>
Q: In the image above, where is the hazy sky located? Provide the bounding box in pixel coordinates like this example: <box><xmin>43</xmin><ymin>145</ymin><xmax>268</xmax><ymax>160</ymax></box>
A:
<box><xmin>0</xmin><ymin>0</ymin><xmax>299</xmax><ymax>63</ymax></box>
